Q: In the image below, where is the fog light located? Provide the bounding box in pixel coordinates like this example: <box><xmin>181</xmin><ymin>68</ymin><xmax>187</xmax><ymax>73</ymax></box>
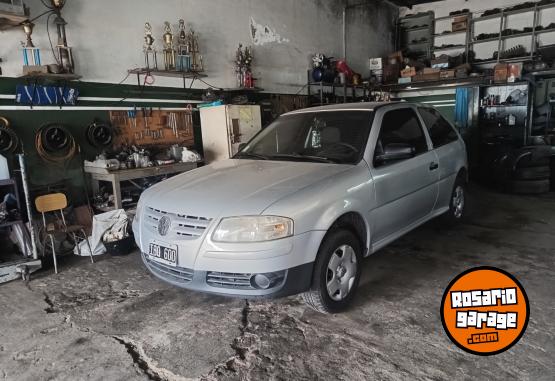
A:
<box><xmin>250</xmin><ymin>271</ymin><xmax>286</xmax><ymax>290</ymax></box>
<box><xmin>251</xmin><ymin>274</ymin><xmax>270</xmax><ymax>289</ymax></box>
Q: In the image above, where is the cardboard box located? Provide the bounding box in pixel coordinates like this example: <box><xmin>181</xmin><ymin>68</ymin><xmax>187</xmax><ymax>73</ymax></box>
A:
<box><xmin>494</xmin><ymin>63</ymin><xmax>509</xmax><ymax>83</ymax></box>
<box><xmin>414</xmin><ymin>71</ymin><xmax>441</xmax><ymax>82</ymax></box>
<box><xmin>452</xmin><ymin>16</ymin><xmax>468</xmax><ymax>32</ymax></box>
<box><xmin>369</xmin><ymin>57</ymin><xmax>383</xmax><ymax>70</ymax></box>
<box><xmin>401</xmin><ymin>66</ymin><xmax>416</xmax><ymax>78</ymax></box>
<box><xmin>423</xmin><ymin>67</ymin><xmax>440</xmax><ymax>75</ymax></box>
<box><xmin>383</xmin><ymin>63</ymin><xmax>400</xmax><ymax>84</ymax></box>
<box><xmin>507</xmin><ymin>63</ymin><xmax>522</xmax><ymax>82</ymax></box>
<box><xmin>388</xmin><ymin>51</ymin><xmax>403</xmax><ymax>65</ymax></box>
<box><xmin>431</xmin><ymin>56</ymin><xmax>450</xmax><ymax>69</ymax></box>
<box><xmin>440</xmin><ymin>69</ymin><xmax>455</xmax><ymax>79</ymax></box>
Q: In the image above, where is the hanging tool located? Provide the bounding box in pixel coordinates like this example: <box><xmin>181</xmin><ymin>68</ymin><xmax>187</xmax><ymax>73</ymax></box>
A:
<box><xmin>128</xmin><ymin>108</ymin><xmax>137</xmax><ymax>128</ymax></box>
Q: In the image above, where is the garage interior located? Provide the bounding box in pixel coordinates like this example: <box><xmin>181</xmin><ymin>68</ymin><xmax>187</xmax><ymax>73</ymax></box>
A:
<box><xmin>0</xmin><ymin>0</ymin><xmax>554</xmax><ymax>380</ymax></box>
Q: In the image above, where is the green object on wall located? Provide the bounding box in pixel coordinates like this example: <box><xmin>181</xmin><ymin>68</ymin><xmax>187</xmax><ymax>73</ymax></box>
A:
<box><xmin>0</xmin><ymin>76</ymin><xmax>204</xmax><ymax>206</ymax></box>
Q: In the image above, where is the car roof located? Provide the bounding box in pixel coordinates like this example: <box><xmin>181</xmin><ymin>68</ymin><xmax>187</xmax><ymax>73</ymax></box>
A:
<box><xmin>283</xmin><ymin>101</ymin><xmax>407</xmax><ymax>115</ymax></box>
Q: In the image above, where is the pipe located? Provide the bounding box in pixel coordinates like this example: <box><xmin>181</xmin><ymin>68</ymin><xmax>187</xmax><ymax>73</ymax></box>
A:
<box><xmin>17</xmin><ymin>154</ymin><xmax>38</xmax><ymax>260</ymax></box>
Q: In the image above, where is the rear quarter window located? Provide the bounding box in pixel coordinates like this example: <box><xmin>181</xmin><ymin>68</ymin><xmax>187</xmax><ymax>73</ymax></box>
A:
<box><xmin>418</xmin><ymin>107</ymin><xmax>459</xmax><ymax>148</ymax></box>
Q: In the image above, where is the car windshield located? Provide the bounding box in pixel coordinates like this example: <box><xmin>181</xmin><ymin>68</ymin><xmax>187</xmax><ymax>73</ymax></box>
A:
<box><xmin>235</xmin><ymin>111</ymin><xmax>374</xmax><ymax>164</ymax></box>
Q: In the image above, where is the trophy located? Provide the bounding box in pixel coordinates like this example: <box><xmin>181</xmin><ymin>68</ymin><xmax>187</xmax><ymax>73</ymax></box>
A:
<box><xmin>188</xmin><ymin>28</ymin><xmax>203</xmax><ymax>72</ymax></box>
<box><xmin>235</xmin><ymin>44</ymin><xmax>254</xmax><ymax>88</ymax></box>
<box><xmin>21</xmin><ymin>21</ymin><xmax>41</xmax><ymax>66</ymax></box>
<box><xmin>162</xmin><ymin>22</ymin><xmax>176</xmax><ymax>71</ymax></box>
<box><xmin>143</xmin><ymin>22</ymin><xmax>158</xmax><ymax>70</ymax></box>
<box><xmin>176</xmin><ymin>19</ymin><xmax>191</xmax><ymax>72</ymax></box>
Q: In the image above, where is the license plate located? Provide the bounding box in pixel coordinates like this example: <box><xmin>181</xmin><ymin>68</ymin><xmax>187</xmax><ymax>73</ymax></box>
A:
<box><xmin>148</xmin><ymin>240</ymin><xmax>178</xmax><ymax>267</ymax></box>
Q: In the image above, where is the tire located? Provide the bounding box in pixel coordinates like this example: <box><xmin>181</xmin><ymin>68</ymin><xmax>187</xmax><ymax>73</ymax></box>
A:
<box><xmin>441</xmin><ymin>175</ymin><xmax>467</xmax><ymax>225</ymax></box>
<box><xmin>513</xmin><ymin>166</ymin><xmax>550</xmax><ymax>180</ymax></box>
<box><xmin>302</xmin><ymin>229</ymin><xmax>362</xmax><ymax>314</ymax></box>
<box><xmin>510</xmin><ymin>179</ymin><xmax>550</xmax><ymax>194</ymax></box>
<box><xmin>514</xmin><ymin>146</ymin><xmax>552</xmax><ymax>168</ymax></box>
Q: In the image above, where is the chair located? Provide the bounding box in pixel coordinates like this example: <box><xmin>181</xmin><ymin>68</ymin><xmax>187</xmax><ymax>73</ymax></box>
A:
<box><xmin>34</xmin><ymin>193</ymin><xmax>94</xmax><ymax>273</ymax></box>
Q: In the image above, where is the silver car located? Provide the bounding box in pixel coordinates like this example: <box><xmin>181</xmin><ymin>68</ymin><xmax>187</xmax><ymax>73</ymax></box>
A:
<box><xmin>133</xmin><ymin>102</ymin><xmax>468</xmax><ymax>313</ymax></box>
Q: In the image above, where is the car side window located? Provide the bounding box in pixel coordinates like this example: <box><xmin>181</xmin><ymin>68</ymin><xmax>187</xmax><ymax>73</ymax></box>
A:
<box><xmin>374</xmin><ymin>108</ymin><xmax>428</xmax><ymax>167</ymax></box>
<box><xmin>418</xmin><ymin>107</ymin><xmax>459</xmax><ymax>148</ymax></box>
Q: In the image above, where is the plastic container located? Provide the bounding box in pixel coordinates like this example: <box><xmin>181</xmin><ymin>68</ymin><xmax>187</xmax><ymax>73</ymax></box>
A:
<box><xmin>103</xmin><ymin>235</ymin><xmax>135</xmax><ymax>256</ymax></box>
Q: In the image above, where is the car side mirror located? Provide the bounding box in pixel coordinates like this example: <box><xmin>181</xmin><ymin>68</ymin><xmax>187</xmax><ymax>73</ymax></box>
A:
<box><xmin>375</xmin><ymin>143</ymin><xmax>415</xmax><ymax>164</ymax></box>
<box><xmin>238</xmin><ymin>143</ymin><xmax>247</xmax><ymax>151</ymax></box>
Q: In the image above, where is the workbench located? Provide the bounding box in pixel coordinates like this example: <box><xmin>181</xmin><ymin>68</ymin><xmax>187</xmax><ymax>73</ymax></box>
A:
<box><xmin>84</xmin><ymin>161</ymin><xmax>200</xmax><ymax>210</ymax></box>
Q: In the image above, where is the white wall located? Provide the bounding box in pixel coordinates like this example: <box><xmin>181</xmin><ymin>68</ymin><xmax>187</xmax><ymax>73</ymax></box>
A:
<box><xmin>0</xmin><ymin>0</ymin><xmax>397</xmax><ymax>93</ymax></box>
<box><xmin>401</xmin><ymin>0</ymin><xmax>555</xmax><ymax>61</ymax></box>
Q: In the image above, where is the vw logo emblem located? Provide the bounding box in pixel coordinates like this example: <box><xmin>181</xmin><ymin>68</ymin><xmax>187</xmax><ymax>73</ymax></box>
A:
<box><xmin>158</xmin><ymin>216</ymin><xmax>171</xmax><ymax>236</ymax></box>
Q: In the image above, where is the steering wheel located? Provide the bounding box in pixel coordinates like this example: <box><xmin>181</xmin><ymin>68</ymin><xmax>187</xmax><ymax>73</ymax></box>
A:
<box><xmin>318</xmin><ymin>141</ymin><xmax>359</xmax><ymax>155</ymax></box>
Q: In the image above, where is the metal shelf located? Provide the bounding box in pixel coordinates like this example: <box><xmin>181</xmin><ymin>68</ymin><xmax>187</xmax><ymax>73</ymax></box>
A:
<box><xmin>432</xmin><ymin>44</ymin><xmax>466</xmax><ymax>52</ymax></box>
<box><xmin>128</xmin><ymin>68</ymin><xmax>207</xmax><ymax>78</ymax></box>
<box><xmin>473</xmin><ymin>2</ymin><xmax>555</xmax><ymax>23</ymax></box>
<box><xmin>435</xmin><ymin>13</ymin><xmax>471</xmax><ymax>22</ymax></box>
<box><xmin>434</xmin><ymin>30</ymin><xmax>466</xmax><ymax>37</ymax></box>
<box><xmin>19</xmin><ymin>73</ymin><xmax>82</xmax><ymax>81</ymax></box>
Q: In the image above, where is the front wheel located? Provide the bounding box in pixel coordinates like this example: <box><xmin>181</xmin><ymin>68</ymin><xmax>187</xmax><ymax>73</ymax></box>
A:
<box><xmin>302</xmin><ymin>229</ymin><xmax>362</xmax><ymax>314</ymax></box>
<box><xmin>442</xmin><ymin>176</ymin><xmax>467</xmax><ymax>225</ymax></box>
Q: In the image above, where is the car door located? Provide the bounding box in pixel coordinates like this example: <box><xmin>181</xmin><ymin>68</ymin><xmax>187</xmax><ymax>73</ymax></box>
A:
<box><xmin>368</xmin><ymin>105</ymin><xmax>439</xmax><ymax>245</ymax></box>
<box><xmin>417</xmin><ymin>106</ymin><xmax>462</xmax><ymax>211</ymax></box>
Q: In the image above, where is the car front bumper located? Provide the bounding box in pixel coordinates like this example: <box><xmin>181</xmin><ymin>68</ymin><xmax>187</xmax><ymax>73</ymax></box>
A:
<box><xmin>141</xmin><ymin>251</ymin><xmax>313</xmax><ymax>298</ymax></box>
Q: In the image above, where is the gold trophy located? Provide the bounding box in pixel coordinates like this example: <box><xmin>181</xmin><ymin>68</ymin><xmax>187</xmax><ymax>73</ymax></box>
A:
<box><xmin>21</xmin><ymin>21</ymin><xmax>42</xmax><ymax>67</ymax></box>
<box><xmin>162</xmin><ymin>22</ymin><xmax>176</xmax><ymax>71</ymax></box>
<box><xmin>143</xmin><ymin>22</ymin><xmax>158</xmax><ymax>70</ymax></box>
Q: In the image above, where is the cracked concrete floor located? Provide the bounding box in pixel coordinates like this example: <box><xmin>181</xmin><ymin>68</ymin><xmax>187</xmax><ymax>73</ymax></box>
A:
<box><xmin>1</xmin><ymin>185</ymin><xmax>554</xmax><ymax>380</ymax></box>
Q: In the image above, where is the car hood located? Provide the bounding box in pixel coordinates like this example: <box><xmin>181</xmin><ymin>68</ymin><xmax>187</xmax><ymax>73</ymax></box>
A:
<box><xmin>142</xmin><ymin>159</ymin><xmax>353</xmax><ymax>218</ymax></box>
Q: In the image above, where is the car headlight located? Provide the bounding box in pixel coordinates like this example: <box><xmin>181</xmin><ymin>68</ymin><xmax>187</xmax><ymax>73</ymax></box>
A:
<box><xmin>212</xmin><ymin>216</ymin><xmax>293</xmax><ymax>243</ymax></box>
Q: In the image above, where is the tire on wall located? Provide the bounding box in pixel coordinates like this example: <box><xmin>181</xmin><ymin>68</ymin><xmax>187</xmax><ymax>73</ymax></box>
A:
<box><xmin>302</xmin><ymin>229</ymin><xmax>362</xmax><ymax>314</ymax></box>
<box><xmin>513</xmin><ymin>166</ymin><xmax>550</xmax><ymax>181</ymax></box>
<box><xmin>510</xmin><ymin>179</ymin><xmax>550</xmax><ymax>195</ymax></box>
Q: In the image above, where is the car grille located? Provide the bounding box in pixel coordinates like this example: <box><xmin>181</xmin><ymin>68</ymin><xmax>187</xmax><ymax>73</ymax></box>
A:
<box><xmin>206</xmin><ymin>271</ymin><xmax>255</xmax><ymax>290</ymax></box>
<box><xmin>143</xmin><ymin>253</ymin><xmax>194</xmax><ymax>284</ymax></box>
<box><xmin>144</xmin><ymin>207</ymin><xmax>212</xmax><ymax>240</ymax></box>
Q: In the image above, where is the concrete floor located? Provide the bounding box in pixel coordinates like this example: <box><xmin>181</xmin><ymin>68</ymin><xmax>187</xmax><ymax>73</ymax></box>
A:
<box><xmin>1</xmin><ymin>185</ymin><xmax>554</xmax><ymax>381</ymax></box>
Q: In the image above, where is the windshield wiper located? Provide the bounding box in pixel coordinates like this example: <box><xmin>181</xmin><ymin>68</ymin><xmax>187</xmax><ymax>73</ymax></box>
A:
<box><xmin>269</xmin><ymin>153</ymin><xmax>339</xmax><ymax>164</ymax></box>
<box><xmin>234</xmin><ymin>152</ymin><xmax>269</xmax><ymax>160</ymax></box>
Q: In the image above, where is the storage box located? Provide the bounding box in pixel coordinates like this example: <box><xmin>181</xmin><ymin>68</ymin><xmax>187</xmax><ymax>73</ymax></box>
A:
<box><xmin>401</xmin><ymin>66</ymin><xmax>416</xmax><ymax>78</ymax></box>
<box><xmin>494</xmin><ymin>63</ymin><xmax>509</xmax><ymax>83</ymax></box>
<box><xmin>431</xmin><ymin>56</ymin><xmax>450</xmax><ymax>69</ymax></box>
<box><xmin>369</xmin><ymin>57</ymin><xmax>383</xmax><ymax>70</ymax></box>
<box><xmin>388</xmin><ymin>51</ymin><xmax>403</xmax><ymax>65</ymax></box>
<box><xmin>507</xmin><ymin>63</ymin><xmax>522</xmax><ymax>82</ymax></box>
<box><xmin>383</xmin><ymin>63</ymin><xmax>400</xmax><ymax>84</ymax></box>
<box><xmin>452</xmin><ymin>16</ymin><xmax>468</xmax><ymax>32</ymax></box>
<box><xmin>414</xmin><ymin>71</ymin><xmax>441</xmax><ymax>82</ymax></box>
<box><xmin>423</xmin><ymin>67</ymin><xmax>440</xmax><ymax>75</ymax></box>
<box><xmin>440</xmin><ymin>69</ymin><xmax>455</xmax><ymax>79</ymax></box>
<box><xmin>398</xmin><ymin>77</ymin><xmax>412</xmax><ymax>84</ymax></box>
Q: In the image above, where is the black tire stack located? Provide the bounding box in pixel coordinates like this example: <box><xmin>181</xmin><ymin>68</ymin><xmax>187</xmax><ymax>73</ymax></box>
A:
<box><xmin>509</xmin><ymin>146</ymin><xmax>552</xmax><ymax>194</ymax></box>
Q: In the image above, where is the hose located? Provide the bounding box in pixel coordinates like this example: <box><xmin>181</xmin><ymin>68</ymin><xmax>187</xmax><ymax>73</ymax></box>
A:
<box><xmin>35</xmin><ymin>123</ymin><xmax>77</xmax><ymax>163</ymax></box>
<box><xmin>0</xmin><ymin>117</ymin><xmax>20</xmax><ymax>153</ymax></box>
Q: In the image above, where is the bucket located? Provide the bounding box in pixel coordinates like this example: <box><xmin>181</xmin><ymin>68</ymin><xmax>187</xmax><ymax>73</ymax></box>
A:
<box><xmin>103</xmin><ymin>235</ymin><xmax>135</xmax><ymax>256</ymax></box>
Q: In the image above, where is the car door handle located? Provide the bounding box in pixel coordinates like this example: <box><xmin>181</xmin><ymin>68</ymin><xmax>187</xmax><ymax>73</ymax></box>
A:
<box><xmin>429</xmin><ymin>162</ymin><xmax>439</xmax><ymax>171</ymax></box>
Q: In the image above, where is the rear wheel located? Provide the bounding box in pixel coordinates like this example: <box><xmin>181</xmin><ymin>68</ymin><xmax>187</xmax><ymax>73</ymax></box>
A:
<box><xmin>302</xmin><ymin>229</ymin><xmax>362</xmax><ymax>314</ymax></box>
